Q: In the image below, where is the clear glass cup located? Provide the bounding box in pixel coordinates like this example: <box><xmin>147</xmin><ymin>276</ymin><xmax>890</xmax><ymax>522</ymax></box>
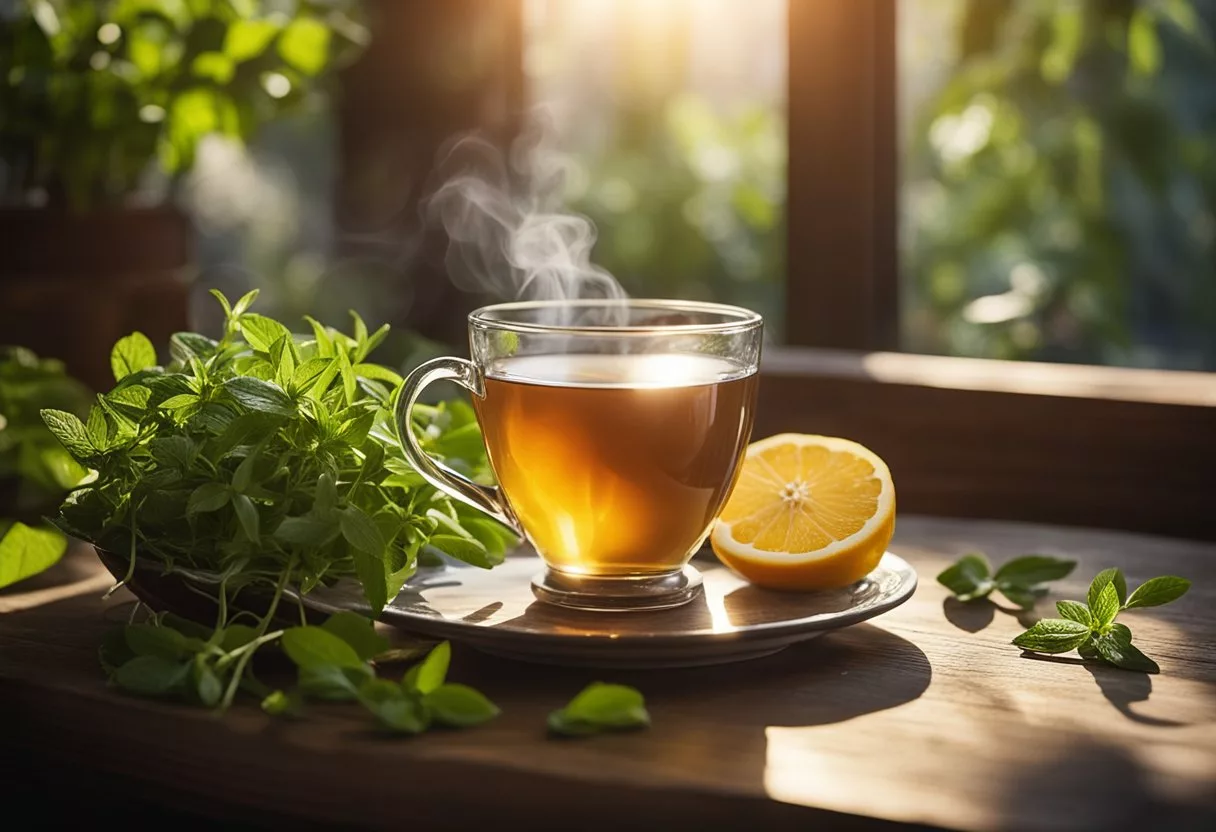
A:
<box><xmin>395</xmin><ymin>299</ymin><xmax>763</xmax><ymax>611</ymax></box>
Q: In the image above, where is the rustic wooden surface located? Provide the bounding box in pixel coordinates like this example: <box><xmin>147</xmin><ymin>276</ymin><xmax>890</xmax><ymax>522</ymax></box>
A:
<box><xmin>2</xmin><ymin>516</ymin><xmax>1214</xmax><ymax>830</ymax></box>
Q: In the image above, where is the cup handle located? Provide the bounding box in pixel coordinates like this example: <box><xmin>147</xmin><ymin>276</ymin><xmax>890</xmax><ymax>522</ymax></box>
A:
<box><xmin>393</xmin><ymin>356</ymin><xmax>518</xmax><ymax>530</ymax></box>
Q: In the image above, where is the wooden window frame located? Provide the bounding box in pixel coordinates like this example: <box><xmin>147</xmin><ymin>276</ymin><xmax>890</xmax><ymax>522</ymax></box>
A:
<box><xmin>781</xmin><ymin>0</ymin><xmax>1216</xmax><ymax>540</ymax></box>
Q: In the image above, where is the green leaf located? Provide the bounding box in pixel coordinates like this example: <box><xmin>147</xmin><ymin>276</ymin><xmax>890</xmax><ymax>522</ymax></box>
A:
<box><xmin>997</xmin><ymin>584</ymin><xmax>1046</xmax><ymax>610</ymax></box>
<box><xmin>220</xmin><ymin>624</ymin><xmax>259</xmax><ymax>652</ymax></box>
<box><xmin>336</xmin><ymin>347</ymin><xmax>358</xmax><ymax>406</ymax></box>
<box><xmin>113</xmin><ymin>656</ymin><xmax>189</xmax><ymax>697</ymax></box>
<box><xmin>86</xmin><ymin>406</ymin><xmax>111</xmax><ymax>451</ymax></box>
<box><xmin>274</xmin><ymin>515</ymin><xmax>339</xmax><ymax>547</ymax></box>
<box><xmin>279</xmin><ymin>16</ymin><xmax>331</xmax><ymax>75</ymax></box>
<box><xmin>225</xmin><ymin>18</ymin><xmax>280</xmax><ymax>63</ymax></box>
<box><xmin>187</xmin><ymin>483</ymin><xmax>231</xmax><ymax>515</ymax></box>
<box><xmin>352</xmin><ymin>363</ymin><xmax>404</xmax><ymax>387</ymax></box>
<box><xmin>341</xmin><ymin>506</ymin><xmax>387</xmax><ymax>555</ymax></box>
<box><xmin>402</xmin><ymin>641</ymin><xmax>450</xmax><ymax>695</ymax></box>
<box><xmin>425</xmin><ymin>683</ymin><xmax>500</xmax><ymax>728</ymax></box>
<box><xmin>291</xmin><ymin>357</ymin><xmax>333</xmax><ymax>394</ymax></box>
<box><xmin>428</xmin><ymin>534</ymin><xmax>502</xmax><ymax>569</ymax></box>
<box><xmin>297</xmin><ymin>663</ymin><xmax>373</xmax><ymax>701</ymax></box>
<box><xmin>194</xmin><ymin>661</ymin><xmax>223</xmax><ymax>707</ymax></box>
<box><xmin>0</xmin><ymin>523</ymin><xmax>68</xmax><ymax>589</ymax></box>
<box><xmin>41</xmin><ymin>409</ymin><xmax>95</xmax><ymax>460</ymax></box>
<box><xmin>1128</xmin><ymin>9</ymin><xmax>1162</xmax><ymax>77</ymax></box>
<box><xmin>159</xmin><ymin>393</ymin><xmax>200</xmax><ymax>410</ymax></box>
<box><xmin>936</xmin><ymin>553</ymin><xmax>992</xmax><ymax>601</ymax></box>
<box><xmin>304</xmin><ymin>315</ymin><xmax>334</xmax><ymax>358</ymax></box>
<box><xmin>223</xmin><ymin>376</ymin><xmax>296</xmax><ymax>416</ymax></box>
<box><xmin>1055</xmin><ymin>600</ymin><xmax>1093</xmax><ymax>627</ymax></box>
<box><xmin>1088</xmin><ymin>568</ymin><xmax>1127</xmax><ymax>609</ymax></box>
<box><xmin>232</xmin><ymin>493</ymin><xmax>260</xmax><ymax>541</ymax></box>
<box><xmin>549</xmin><ymin>683</ymin><xmax>650</xmax><ymax>736</ymax></box>
<box><xmin>1090</xmin><ymin>582</ymin><xmax>1121</xmax><ymax>628</ymax></box>
<box><xmin>99</xmin><ymin>627</ymin><xmax>136</xmax><ymax>675</ymax></box>
<box><xmin>124</xmin><ymin>624</ymin><xmax>188</xmax><ymax>660</ymax></box>
<box><xmin>1123</xmin><ymin>576</ymin><xmax>1191</xmax><ymax>610</ymax></box>
<box><xmin>261</xmin><ymin>690</ymin><xmax>294</xmax><ymax>716</ymax></box>
<box><xmin>192</xmin><ymin>51</ymin><xmax>234</xmax><ymax>83</ymax></box>
<box><xmin>111</xmin><ymin>332</ymin><xmax>158</xmax><ymax>382</ymax></box>
<box><xmin>232</xmin><ymin>289</ymin><xmax>260</xmax><ymax>318</ymax></box>
<box><xmin>1094</xmin><ymin>625</ymin><xmax>1160</xmax><ymax>673</ymax></box>
<box><xmin>210</xmin><ymin>288</ymin><xmax>233</xmax><ymax>318</ymax></box>
<box><xmin>1012</xmin><ymin>618</ymin><xmax>1092</xmax><ymax>654</ymax></box>
<box><xmin>359</xmin><ymin>679</ymin><xmax>429</xmax><ymax>734</ymax></box>
<box><xmin>993</xmin><ymin>555</ymin><xmax>1075</xmax><ymax>587</ymax></box>
<box><xmin>322</xmin><ymin>612</ymin><xmax>390</xmax><ymax>661</ymax></box>
<box><xmin>281</xmin><ymin>626</ymin><xmax>364</xmax><ymax>670</ymax></box>
<box><xmin>170</xmin><ymin>332</ymin><xmax>218</xmax><ymax>364</ymax></box>
<box><xmin>239</xmin><ymin>314</ymin><xmax>293</xmax><ymax>354</ymax></box>
<box><xmin>351</xmin><ymin>546</ymin><xmax>389</xmax><ymax>615</ymax></box>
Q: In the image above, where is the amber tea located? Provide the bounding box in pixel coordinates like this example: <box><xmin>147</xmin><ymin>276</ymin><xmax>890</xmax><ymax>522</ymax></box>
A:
<box><xmin>474</xmin><ymin>353</ymin><xmax>758</xmax><ymax>576</ymax></box>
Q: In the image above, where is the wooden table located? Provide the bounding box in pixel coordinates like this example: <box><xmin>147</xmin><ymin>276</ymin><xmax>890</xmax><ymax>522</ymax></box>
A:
<box><xmin>2</xmin><ymin>516</ymin><xmax>1214</xmax><ymax>830</ymax></box>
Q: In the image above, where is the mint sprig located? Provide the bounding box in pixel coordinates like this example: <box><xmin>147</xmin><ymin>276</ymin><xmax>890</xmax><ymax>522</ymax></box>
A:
<box><xmin>937</xmin><ymin>552</ymin><xmax>1075</xmax><ymax>609</ymax></box>
<box><xmin>1013</xmin><ymin>568</ymin><xmax>1190</xmax><ymax>673</ymax></box>
<box><xmin>548</xmin><ymin>682</ymin><xmax>650</xmax><ymax>736</ymax></box>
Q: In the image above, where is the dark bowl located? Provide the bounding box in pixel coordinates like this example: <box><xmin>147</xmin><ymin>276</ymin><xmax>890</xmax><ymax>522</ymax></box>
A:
<box><xmin>95</xmin><ymin>548</ymin><xmax>323</xmax><ymax>627</ymax></box>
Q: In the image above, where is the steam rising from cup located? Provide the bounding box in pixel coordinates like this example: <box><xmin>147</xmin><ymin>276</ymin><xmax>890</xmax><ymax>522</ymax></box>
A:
<box><xmin>424</xmin><ymin>119</ymin><xmax>627</xmax><ymax>327</ymax></box>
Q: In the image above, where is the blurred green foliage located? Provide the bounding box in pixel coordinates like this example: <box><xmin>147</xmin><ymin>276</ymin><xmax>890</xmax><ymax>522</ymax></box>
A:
<box><xmin>564</xmin><ymin>94</ymin><xmax>786</xmax><ymax>336</ymax></box>
<box><xmin>905</xmin><ymin>0</ymin><xmax>1216</xmax><ymax>369</ymax></box>
<box><xmin>0</xmin><ymin>346</ymin><xmax>90</xmax><ymax>513</ymax></box>
<box><xmin>0</xmin><ymin>0</ymin><xmax>365</xmax><ymax>211</ymax></box>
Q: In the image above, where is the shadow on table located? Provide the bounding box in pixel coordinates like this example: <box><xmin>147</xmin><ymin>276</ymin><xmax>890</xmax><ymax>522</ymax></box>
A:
<box><xmin>942</xmin><ymin>596</ymin><xmax>1039</xmax><ymax>633</ymax></box>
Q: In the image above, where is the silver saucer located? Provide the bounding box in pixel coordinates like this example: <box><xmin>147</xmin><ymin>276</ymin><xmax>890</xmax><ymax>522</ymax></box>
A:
<box><xmin>304</xmin><ymin>548</ymin><xmax>918</xmax><ymax>669</ymax></box>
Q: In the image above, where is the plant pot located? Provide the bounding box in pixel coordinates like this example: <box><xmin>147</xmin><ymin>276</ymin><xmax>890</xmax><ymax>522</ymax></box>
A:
<box><xmin>0</xmin><ymin>207</ymin><xmax>192</xmax><ymax>391</ymax></box>
<box><xmin>94</xmin><ymin>548</ymin><xmax>324</xmax><ymax>628</ymax></box>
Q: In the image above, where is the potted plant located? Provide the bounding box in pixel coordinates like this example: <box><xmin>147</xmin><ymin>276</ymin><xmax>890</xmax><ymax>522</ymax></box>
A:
<box><xmin>0</xmin><ymin>0</ymin><xmax>365</xmax><ymax>389</ymax></box>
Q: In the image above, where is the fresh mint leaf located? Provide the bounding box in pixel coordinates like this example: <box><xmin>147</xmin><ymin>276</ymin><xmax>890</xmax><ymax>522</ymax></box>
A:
<box><xmin>220</xmin><ymin>624</ymin><xmax>259</xmax><ymax>652</ymax></box>
<box><xmin>322</xmin><ymin>612</ymin><xmax>390</xmax><ymax>661</ymax></box>
<box><xmin>936</xmin><ymin>553</ymin><xmax>992</xmax><ymax>601</ymax></box>
<box><xmin>187</xmin><ymin>483</ymin><xmax>231</xmax><ymax>515</ymax></box>
<box><xmin>1012</xmin><ymin>618</ymin><xmax>1092</xmax><ymax>654</ymax></box>
<box><xmin>124</xmin><ymin>624</ymin><xmax>188</xmax><ymax>660</ymax></box>
<box><xmin>231</xmin><ymin>289</ymin><xmax>260</xmax><ymax>318</ymax></box>
<box><xmin>281</xmin><ymin>626</ymin><xmax>364</xmax><ymax>670</ymax></box>
<box><xmin>170</xmin><ymin>332</ymin><xmax>218</xmax><ymax>364</ymax></box>
<box><xmin>549</xmin><ymin>683</ymin><xmax>650</xmax><ymax>736</ymax></box>
<box><xmin>425</xmin><ymin>683</ymin><xmax>500</xmax><ymax>728</ymax></box>
<box><xmin>40</xmin><ymin>409</ymin><xmax>95</xmax><ymax>460</ymax></box>
<box><xmin>261</xmin><ymin>690</ymin><xmax>296</xmax><ymax>716</ymax></box>
<box><xmin>993</xmin><ymin>555</ymin><xmax>1076</xmax><ymax>586</ymax></box>
<box><xmin>1090</xmin><ymin>582</ymin><xmax>1121</xmax><ymax>628</ymax></box>
<box><xmin>238</xmin><ymin>313</ymin><xmax>292</xmax><ymax>353</ymax></box>
<box><xmin>402</xmin><ymin>641</ymin><xmax>450</xmax><ymax>695</ymax></box>
<box><xmin>232</xmin><ymin>493</ymin><xmax>260</xmax><ymax>541</ymax></box>
<box><xmin>291</xmin><ymin>357</ymin><xmax>333</xmax><ymax>394</ymax></box>
<box><xmin>351</xmin><ymin>547</ymin><xmax>390</xmax><ymax>615</ymax></box>
<box><xmin>297</xmin><ymin>663</ymin><xmax>374</xmax><ymax>701</ymax></box>
<box><xmin>111</xmin><ymin>332</ymin><xmax>157</xmax><ymax>382</ymax></box>
<box><xmin>113</xmin><ymin>656</ymin><xmax>190</xmax><ymax>696</ymax></box>
<box><xmin>359</xmin><ymin>679</ymin><xmax>429</xmax><ymax>734</ymax></box>
<box><xmin>0</xmin><ymin>522</ymin><xmax>68</xmax><ymax>589</ymax></box>
<box><xmin>352</xmin><ymin>362</ymin><xmax>403</xmax><ymax>387</ymax></box>
<box><xmin>223</xmin><ymin>376</ymin><xmax>296</xmax><ymax>417</ymax></box>
<box><xmin>1123</xmin><ymin>576</ymin><xmax>1191</xmax><ymax>610</ymax></box>
<box><xmin>340</xmin><ymin>506</ymin><xmax>386</xmax><ymax>555</ymax></box>
<box><xmin>1093</xmin><ymin>624</ymin><xmax>1160</xmax><ymax>673</ymax></box>
<box><xmin>1055</xmin><ymin>600</ymin><xmax>1093</xmax><ymax>627</ymax></box>
<box><xmin>274</xmin><ymin>515</ymin><xmax>339</xmax><ymax>546</ymax></box>
<box><xmin>194</xmin><ymin>660</ymin><xmax>223</xmax><ymax>707</ymax></box>
<box><xmin>429</xmin><ymin>534</ymin><xmax>502</xmax><ymax>569</ymax></box>
<box><xmin>1089</xmin><ymin>568</ymin><xmax>1127</xmax><ymax>608</ymax></box>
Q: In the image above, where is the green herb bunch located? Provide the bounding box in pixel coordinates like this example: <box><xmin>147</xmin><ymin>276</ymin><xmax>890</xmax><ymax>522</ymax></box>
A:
<box><xmin>1013</xmin><ymin>568</ymin><xmax>1190</xmax><ymax>673</ymax></box>
<box><xmin>42</xmin><ymin>288</ymin><xmax>515</xmax><ymax>621</ymax></box>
